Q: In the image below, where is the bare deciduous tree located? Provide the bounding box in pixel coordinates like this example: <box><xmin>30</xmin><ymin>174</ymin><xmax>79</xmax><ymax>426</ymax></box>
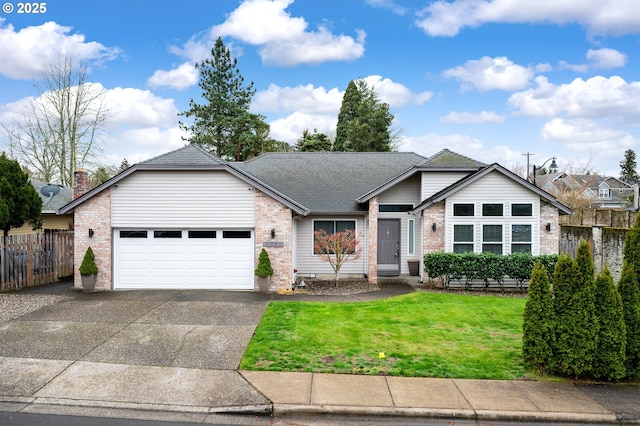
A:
<box><xmin>2</xmin><ymin>57</ymin><xmax>110</xmax><ymax>186</ymax></box>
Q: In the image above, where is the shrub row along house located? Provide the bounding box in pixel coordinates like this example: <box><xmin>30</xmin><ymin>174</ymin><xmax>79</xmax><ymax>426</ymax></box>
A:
<box><xmin>58</xmin><ymin>144</ymin><xmax>572</xmax><ymax>292</ymax></box>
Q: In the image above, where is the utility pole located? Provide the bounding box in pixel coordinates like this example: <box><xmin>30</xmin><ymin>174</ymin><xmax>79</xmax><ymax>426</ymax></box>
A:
<box><xmin>522</xmin><ymin>152</ymin><xmax>535</xmax><ymax>181</ymax></box>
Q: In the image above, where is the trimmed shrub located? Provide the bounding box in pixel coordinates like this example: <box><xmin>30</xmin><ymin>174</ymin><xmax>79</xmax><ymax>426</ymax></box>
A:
<box><xmin>254</xmin><ymin>248</ymin><xmax>274</xmax><ymax>278</ymax></box>
<box><xmin>592</xmin><ymin>267</ymin><xmax>627</xmax><ymax>380</ymax></box>
<box><xmin>619</xmin><ymin>262</ymin><xmax>640</xmax><ymax>378</ymax></box>
<box><xmin>79</xmin><ymin>246</ymin><xmax>98</xmax><ymax>276</ymax></box>
<box><xmin>523</xmin><ymin>263</ymin><xmax>555</xmax><ymax>373</ymax></box>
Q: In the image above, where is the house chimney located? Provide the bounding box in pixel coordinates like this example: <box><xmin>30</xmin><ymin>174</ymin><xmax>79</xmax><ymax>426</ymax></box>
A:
<box><xmin>73</xmin><ymin>168</ymin><xmax>88</xmax><ymax>199</ymax></box>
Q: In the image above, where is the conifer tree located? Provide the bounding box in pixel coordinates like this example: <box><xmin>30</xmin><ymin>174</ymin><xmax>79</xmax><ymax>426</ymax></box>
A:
<box><xmin>593</xmin><ymin>267</ymin><xmax>626</xmax><ymax>380</ymax></box>
<box><xmin>619</xmin><ymin>262</ymin><xmax>640</xmax><ymax>378</ymax></box>
<box><xmin>523</xmin><ymin>263</ymin><xmax>555</xmax><ymax>373</ymax></box>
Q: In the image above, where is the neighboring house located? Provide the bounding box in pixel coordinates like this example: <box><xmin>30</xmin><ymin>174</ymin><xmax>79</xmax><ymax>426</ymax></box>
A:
<box><xmin>58</xmin><ymin>145</ymin><xmax>572</xmax><ymax>292</ymax></box>
<box><xmin>536</xmin><ymin>172</ymin><xmax>635</xmax><ymax>208</ymax></box>
<box><xmin>8</xmin><ymin>180</ymin><xmax>73</xmax><ymax>236</ymax></box>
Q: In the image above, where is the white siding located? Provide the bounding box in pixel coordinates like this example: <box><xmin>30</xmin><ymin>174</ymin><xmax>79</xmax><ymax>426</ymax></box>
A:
<box><xmin>295</xmin><ymin>216</ymin><xmax>366</xmax><ymax>276</ymax></box>
<box><xmin>445</xmin><ymin>171</ymin><xmax>541</xmax><ymax>255</ymax></box>
<box><xmin>112</xmin><ymin>171</ymin><xmax>255</xmax><ymax>228</ymax></box>
<box><xmin>421</xmin><ymin>172</ymin><xmax>469</xmax><ymax>200</ymax></box>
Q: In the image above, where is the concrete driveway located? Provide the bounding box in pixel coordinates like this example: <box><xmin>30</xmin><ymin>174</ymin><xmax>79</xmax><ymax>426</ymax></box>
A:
<box><xmin>0</xmin><ymin>284</ymin><xmax>273</xmax><ymax>414</ymax></box>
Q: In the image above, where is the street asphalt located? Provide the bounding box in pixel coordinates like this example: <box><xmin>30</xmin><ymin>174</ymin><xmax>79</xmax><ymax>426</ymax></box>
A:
<box><xmin>0</xmin><ymin>281</ymin><xmax>639</xmax><ymax>424</ymax></box>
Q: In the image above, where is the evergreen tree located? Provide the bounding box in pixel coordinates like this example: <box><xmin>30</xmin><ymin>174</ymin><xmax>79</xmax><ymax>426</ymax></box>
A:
<box><xmin>619</xmin><ymin>262</ymin><xmax>640</xmax><ymax>378</ymax></box>
<box><xmin>0</xmin><ymin>153</ymin><xmax>42</xmax><ymax>238</ymax></box>
<box><xmin>620</xmin><ymin>149</ymin><xmax>640</xmax><ymax>185</ymax></box>
<box><xmin>523</xmin><ymin>263</ymin><xmax>555</xmax><ymax>373</ymax></box>
<box><xmin>296</xmin><ymin>129</ymin><xmax>333</xmax><ymax>152</ymax></box>
<box><xmin>592</xmin><ymin>267</ymin><xmax>626</xmax><ymax>380</ymax></box>
<box><xmin>179</xmin><ymin>37</ymin><xmax>269</xmax><ymax>161</ymax></box>
<box><xmin>334</xmin><ymin>79</ymin><xmax>394</xmax><ymax>152</ymax></box>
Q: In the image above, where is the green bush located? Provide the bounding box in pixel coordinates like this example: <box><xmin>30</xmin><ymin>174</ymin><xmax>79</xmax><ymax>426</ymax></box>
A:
<box><xmin>592</xmin><ymin>267</ymin><xmax>626</xmax><ymax>380</ymax></box>
<box><xmin>423</xmin><ymin>252</ymin><xmax>558</xmax><ymax>290</ymax></box>
<box><xmin>619</xmin><ymin>262</ymin><xmax>640</xmax><ymax>378</ymax></box>
<box><xmin>254</xmin><ymin>248</ymin><xmax>274</xmax><ymax>278</ymax></box>
<box><xmin>79</xmin><ymin>246</ymin><xmax>98</xmax><ymax>276</ymax></box>
<box><xmin>523</xmin><ymin>263</ymin><xmax>555</xmax><ymax>373</ymax></box>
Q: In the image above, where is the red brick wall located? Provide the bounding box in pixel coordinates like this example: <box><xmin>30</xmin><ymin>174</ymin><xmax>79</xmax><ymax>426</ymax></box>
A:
<box><xmin>254</xmin><ymin>191</ymin><xmax>293</xmax><ymax>292</ymax></box>
<box><xmin>73</xmin><ymin>188</ymin><xmax>112</xmax><ymax>290</ymax></box>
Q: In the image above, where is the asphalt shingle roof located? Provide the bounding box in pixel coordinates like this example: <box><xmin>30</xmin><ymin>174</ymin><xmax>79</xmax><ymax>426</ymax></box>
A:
<box><xmin>30</xmin><ymin>180</ymin><xmax>73</xmax><ymax>212</ymax></box>
<box><xmin>235</xmin><ymin>152</ymin><xmax>427</xmax><ymax>213</ymax></box>
<box><xmin>141</xmin><ymin>144</ymin><xmax>227</xmax><ymax>166</ymax></box>
<box><xmin>419</xmin><ymin>149</ymin><xmax>486</xmax><ymax>169</ymax></box>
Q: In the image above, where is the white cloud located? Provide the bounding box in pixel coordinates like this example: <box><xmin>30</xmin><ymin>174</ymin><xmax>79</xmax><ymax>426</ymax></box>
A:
<box><xmin>268</xmin><ymin>112</ymin><xmax>337</xmax><ymax>145</ymax></box>
<box><xmin>147</xmin><ymin>62</ymin><xmax>198</xmax><ymax>90</ymax></box>
<box><xmin>182</xmin><ymin>0</ymin><xmax>366</xmax><ymax>67</ymax></box>
<box><xmin>363</xmin><ymin>75</ymin><xmax>433</xmax><ymax>106</ymax></box>
<box><xmin>442</xmin><ymin>56</ymin><xmax>534</xmax><ymax>92</ymax></box>
<box><xmin>105</xmin><ymin>87</ymin><xmax>180</xmax><ymax>128</ymax></box>
<box><xmin>0</xmin><ymin>19</ymin><xmax>119</xmax><ymax>80</ymax></box>
<box><xmin>363</xmin><ymin>0</ymin><xmax>408</xmax><ymax>15</ymax></box>
<box><xmin>508</xmin><ymin>75</ymin><xmax>640</xmax><ymax>122</ymax></box>
<box><xmin>586</xmin><ymin>48</ymin><xmax>627</xmax><ymax>69</ymax></box>
<box><xmin>252</xmin><ymin>83</ymin><xmax>343</xmax><ymax>115</ymax></box>
<box><xmin>415</xmin><ymin>0</ymin><xmax>640</xmax><ymax>37</ymax></box>
<box><xmin>441</xmin><ymin>111</ymin><xmax>505</xmax><ymax>124</ymax></box>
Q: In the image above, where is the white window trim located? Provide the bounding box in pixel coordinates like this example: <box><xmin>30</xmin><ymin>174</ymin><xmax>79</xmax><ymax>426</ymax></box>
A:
<box><xmin>481</xmin><ymin>224</ymin><xmax>503</xmax><ymax>254</ymax></box>
<box><xmin>311</xmin><ymin>219</ymin><xmax>358</xmax><ymax>256</ymax></box>
<box><xmin>408</xmin><ymin>219</ymin><xmax>415</xmax><ymax>256</ymax></box>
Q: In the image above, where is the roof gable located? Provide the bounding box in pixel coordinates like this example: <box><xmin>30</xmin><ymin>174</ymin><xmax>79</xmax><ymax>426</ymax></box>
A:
<box><xmin>411</xmin><ymin>163</ymin><xmax>573</xmax><ymax>215</ymax></box>
<box><xmin>419</xmin><ymin>149</ymin><xmax>486</xmax><ymax>169</ymax></box>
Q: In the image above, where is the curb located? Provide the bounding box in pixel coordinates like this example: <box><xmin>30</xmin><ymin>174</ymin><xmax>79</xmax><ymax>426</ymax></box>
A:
<box><xmin>273</xmin><ymin>404</ymin><xmax>620</xmax><ymax>424</ymax></box>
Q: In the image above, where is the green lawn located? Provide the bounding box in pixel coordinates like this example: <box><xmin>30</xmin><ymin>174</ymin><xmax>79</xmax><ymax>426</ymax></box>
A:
<box><xmin>240</xmin><ymin>292</ymin><xmax>528</xmax><ymax>380</ymax></box>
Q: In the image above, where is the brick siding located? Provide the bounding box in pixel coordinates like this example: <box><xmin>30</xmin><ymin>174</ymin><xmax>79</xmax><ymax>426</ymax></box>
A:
<box><xmin>422</xmin><ymin>201</ymin><xmax>445</xmax><ymax>254</ymax></box>
<box><xmin>367</xmin><ymin>196</ymin><xmax>378</xmax><ymax>283</ymax></box>
<box><xmin>254</xmin><ymin>190</ymin><xmax>293</xmax><ymax>292</ymax></box>
<box><xmin>73</xmin><ymin>188</ymin><xmax>112</xmax><ymax>290</ymax></box>
<box><xmin>540</xmin><ymin>201</ymin><xmax>559</xmax><ymax>255</ymax></box>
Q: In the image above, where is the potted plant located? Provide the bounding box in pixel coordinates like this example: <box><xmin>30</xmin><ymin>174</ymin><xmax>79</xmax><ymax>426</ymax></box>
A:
<box><xmin>255</xmin><ymin>248</ymin><xmax>274</xmax><ymax>293</ymax></box>
<box><xmin>79</xmin><ymin>246</ymin><xmax>98</xmax><ymax>292</ymax></box>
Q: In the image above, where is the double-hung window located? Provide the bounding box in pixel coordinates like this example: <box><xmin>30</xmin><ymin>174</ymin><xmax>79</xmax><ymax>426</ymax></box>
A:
<box><xmin>511</xmin><ymin>225</ymin><xmax>532</xmax><ymax>253</ymax></box>
<box><xmin>453</xmin><ymin>224</ymin><xmax>474</xmax><ymax>253</ymax></box>
<box><xmin>313</xmin><ymin>220</ymin><xmax>356</xmax><ymax>254</ymax></box>
<box><xmin>482</xmin><ymin>225</ymin><xmax>503</xmax><ymax>254</ymax></box>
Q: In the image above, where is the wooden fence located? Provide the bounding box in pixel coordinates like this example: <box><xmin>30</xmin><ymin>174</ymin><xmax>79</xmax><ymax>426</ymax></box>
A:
<box><xmin>0</xmin><ymin>231</ymin><xmax>74</xmax><ymax>291</ymax></box>
<box><xmin>560</xmin><ymin>208</ymin><xmax>638</xmax><ymax>228</ymax></box>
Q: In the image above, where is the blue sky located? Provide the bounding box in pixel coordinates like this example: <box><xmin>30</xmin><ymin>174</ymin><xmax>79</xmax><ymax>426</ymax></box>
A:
<box><xmin>1</xmin><ymin>0</ymin><xmax>639</xmax><ymax>178</ymax></box>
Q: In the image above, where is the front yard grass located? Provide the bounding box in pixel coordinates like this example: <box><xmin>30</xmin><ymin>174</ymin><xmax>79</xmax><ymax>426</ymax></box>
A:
<box><xmin>240</xmin><ymin>292</ymin><xmax>527</xmax><ymax>380</ymax></box>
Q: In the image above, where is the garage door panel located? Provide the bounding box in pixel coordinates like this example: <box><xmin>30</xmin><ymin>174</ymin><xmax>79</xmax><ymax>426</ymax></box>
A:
<box><xmin>114</xmin><ymin>229</ymin><xmax>254</xmax><ymax>290</ymax></box>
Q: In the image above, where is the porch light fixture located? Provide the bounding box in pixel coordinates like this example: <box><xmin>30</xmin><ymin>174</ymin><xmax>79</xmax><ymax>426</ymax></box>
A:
<box><xmin>271</xmin><ymin>229</ymin><xmax>276</xmax><ymax>239</ymax></box>
<box><xmin>431</xmin><ymin>223</ymin><xmax>437</xmax><ymax>232</ymax></box>
<box><xmin>88</xmin><ymin>228</ymin><xmax>94</xmax><ymax>238</ymax></box>
<box><xmin>546</xmin><ymin>223</ymin><xmax>551</xmax><ymax>232</ymax></box>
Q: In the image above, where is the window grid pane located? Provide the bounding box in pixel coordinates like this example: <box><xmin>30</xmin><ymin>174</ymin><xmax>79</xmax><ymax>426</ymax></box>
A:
<box><xmin>483</xmin><ymin>225</ymin><xmax>502</xmax><ymax>242</ymax></box>
<box><xmin>482</xmin><ymin>204</ymin><xmax>503</xmax><ymax>216</ymax></box>
<box><xmin>454</xmin><ymin>204</ymin><xmax>474</xmax><ymax>216</ymax></box>
<box><xmin>511</xmin><ymin>204</ymin><xmax>532</xmax><ymax>216</ymax></box>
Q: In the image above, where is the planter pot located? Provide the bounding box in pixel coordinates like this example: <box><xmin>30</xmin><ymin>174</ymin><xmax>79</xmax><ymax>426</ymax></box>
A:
<box><xmin>81</xmin><ymin>274</ymin><xmax>97</xmax><ymax>292</ymax></box>
<box><xmin>257</xmin><ymin>276</ymin><xmax>272</xmax><ymax>293</ymax></box>
<box><xmin>407</xmin><ymin>260</ymin><xmax>420</xmax><ymax>276</ymax></box>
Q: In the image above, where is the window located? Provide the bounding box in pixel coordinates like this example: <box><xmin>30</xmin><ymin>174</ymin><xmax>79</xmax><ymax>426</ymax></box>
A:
<box><xmin>313</xmin><ymin>220</ymin><xmax>356</xmax><ymax>254</ymax></box>
<box><xmin>223</xmin><ymin>230</ymin><xmax>251</xmax><ymax>238</ymax></box>
<box><xmin>482</xmin><ymin>225</ymin><xmax>503</xmax><ymax>254</ymax></box>
<box><xmin>408</xmin><ymin>219</ymin><xmax>415</xmax><ymax>256</ymax></box>
<box><xmin>511</xmin><ymin>225</ymin><xmax>532</xmax><ymax>253</ymax></box>
<box><xmin>453</xmin><ymin>225</ymin><xmax>474</xmax><ymax>253</ymax></box>
<box><xmin>599</xmin><ymin>188</ymin><xmax>611</xmax><ymax>199</ymax></box>
<box><xmin>511</xmin><ymin>203</ymin><xmax>532</xmax><ymax>216</ymax></box>
<box><xmin>453</xmin><ymin>204</ymin><xmax>474</xmax><ymax>216</ymax></box>
<box><xmin>379</xmin><ymin>204</ymin><xmax>413</xmax><ymax>212</ymax></box>
<box><xmin>482</xmin><ymin>203</ymin><xmax>503</xmax><ymax>216</ymax></box>
<box><xmin>119</xmin><ymin>230</ymin><xmax>147</xmax><ymax>238</ymax></box>
<box><xmin>154</xmin><ymin>230</ymin><xmax>182</xmax><ymax>238</ymax></box>
<box><xmin>188</xmin><ymin>231</ymin><xmax>217</xmax><ymax>238</ymax></box>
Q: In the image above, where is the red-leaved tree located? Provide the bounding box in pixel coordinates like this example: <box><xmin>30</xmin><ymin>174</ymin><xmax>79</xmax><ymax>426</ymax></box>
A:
<box><xmin>313</xmin><ymin>229</ymin><xmax>362</xmax><ymax>282</ymax></box>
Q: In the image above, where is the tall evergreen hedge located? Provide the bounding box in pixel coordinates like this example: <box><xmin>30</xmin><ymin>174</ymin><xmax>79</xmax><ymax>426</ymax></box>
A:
<box><xmin>523</xmin><ymin>263</ymin><xmax>555</xmax><ymax>373</ymax></box>
<box><xmin>619</xmin><ymin>262</ymin><xmax>640</xmax><ymax>378</ymax></box>
<box><xmin>592</xmin><ymin>267</ymin><xmax>626</xmax><ymax>380</ymax></box>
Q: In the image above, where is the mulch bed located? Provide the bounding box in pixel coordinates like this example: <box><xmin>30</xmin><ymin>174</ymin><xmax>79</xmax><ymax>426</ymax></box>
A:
<box><xmin>296</xmin><ymin>279</ymin><xmax>379</xmax><ymax>296</ymax></box>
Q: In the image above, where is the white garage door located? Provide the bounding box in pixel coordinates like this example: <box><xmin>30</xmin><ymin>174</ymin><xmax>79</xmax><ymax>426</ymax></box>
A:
<box><xmin>114</xmin><ymin>229</ymin><xmax>254</xmax><ymax>290</ymax></box>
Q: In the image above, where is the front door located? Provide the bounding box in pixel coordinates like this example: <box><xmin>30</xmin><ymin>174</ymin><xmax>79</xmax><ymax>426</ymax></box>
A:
<box><xmin>377</xmin><ymin>219</ymin><xmax>400</xmax><ymax>276</ymax></box>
